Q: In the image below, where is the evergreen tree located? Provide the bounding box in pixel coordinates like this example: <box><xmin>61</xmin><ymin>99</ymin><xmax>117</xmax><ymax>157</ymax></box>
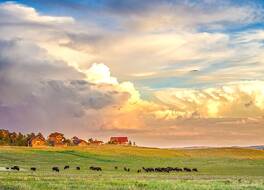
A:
<box><xmin>16</xmin><ymin>132</ymin><xmax>26</xmax><ymax>146</ymax></box>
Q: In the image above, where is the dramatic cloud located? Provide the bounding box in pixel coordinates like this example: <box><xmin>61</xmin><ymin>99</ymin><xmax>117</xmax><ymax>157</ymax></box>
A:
<box><xmin>155</xmin><ymin>81</ymin><xmax>264</xmax><ymax>118</ymax></box>
<box><xmin>0</xmin><ymin>39</ymin><xmax>132</xmax><ymax>134</ymax></box>
<box><xmin>1</xmin><ymin>1</ymin><xmax>264</xmax><ymax>84</ymax></box>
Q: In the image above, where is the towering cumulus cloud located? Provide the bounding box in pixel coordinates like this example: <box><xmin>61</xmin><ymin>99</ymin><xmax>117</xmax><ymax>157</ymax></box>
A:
<box><xmin>0</xmin><ymin>1</ymin><xmax>264</xmax><ymax>147</ymax></box>
<box><xmin>155</xmin><ymin>81</ymin><xmax>264</xmax><ymax>118</ymax></box>
<box><xmin>0</xmin><ymin>40</ymin><xmax>131</xmax><ymax>133</ymax></box>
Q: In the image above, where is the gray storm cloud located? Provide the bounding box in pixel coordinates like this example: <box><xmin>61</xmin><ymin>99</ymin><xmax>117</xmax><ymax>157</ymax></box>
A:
<box><xmin>0</xmin><ymin>39</ymin><xmax>130</xmax><ymax>134</ymax></box>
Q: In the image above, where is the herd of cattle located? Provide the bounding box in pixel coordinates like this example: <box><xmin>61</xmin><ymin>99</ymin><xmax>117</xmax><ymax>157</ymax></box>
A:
<box><xmin>4</xmin><ymin>165</ymin><xmax>198</xmax><ymax>173</ymax></box>
<box><xmin>141</xmin><ymin>167</ymin><xmax>198</xmax><ymax>173</ymax></box>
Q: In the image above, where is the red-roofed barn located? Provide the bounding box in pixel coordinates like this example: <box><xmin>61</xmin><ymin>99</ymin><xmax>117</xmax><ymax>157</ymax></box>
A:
<box><xmin>109</xmin><ymin>137</ymin><xmax>128</xmax><ymax>144</ymax></box>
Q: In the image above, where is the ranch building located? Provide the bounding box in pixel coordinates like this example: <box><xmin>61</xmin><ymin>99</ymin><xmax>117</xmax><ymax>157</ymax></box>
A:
<box><xmin>109</xmin><ymin>137</ymin><xmax>128</xmax><ymax>144</ymax></box>
<box><xmin>28</xmin><ymin>134</ymin><xmax>46</xmax><ymax>147</ymax></box>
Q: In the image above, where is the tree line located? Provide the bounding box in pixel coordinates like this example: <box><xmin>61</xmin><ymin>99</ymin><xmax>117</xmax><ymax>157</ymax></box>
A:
<box><xmin>0</xmin><ymin>129</ymin><xmax>136</xmax><ymax>146</ymax></box>
<box><xmin>0</xmin><ymin>129</ymin><xmax>44</xmax><ymax>146</ymax></box>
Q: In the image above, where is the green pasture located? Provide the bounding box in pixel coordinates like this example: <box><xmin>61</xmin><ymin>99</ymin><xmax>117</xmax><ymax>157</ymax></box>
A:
<box><xmin>0</xmin><ymin>145</ymin><xmax>263</xmax><ymax>189</ymax></box>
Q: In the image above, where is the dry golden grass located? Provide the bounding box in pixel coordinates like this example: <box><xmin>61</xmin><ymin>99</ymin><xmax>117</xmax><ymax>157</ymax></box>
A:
<box><xmin>177</xmin><ymin>147</ymin><xmax>264</xmax><ymax>159</ymax></box>
<box><xmin>1</xmin><ymin>145</ymin><xmax>263</xmax><ymax>159</ymax></box>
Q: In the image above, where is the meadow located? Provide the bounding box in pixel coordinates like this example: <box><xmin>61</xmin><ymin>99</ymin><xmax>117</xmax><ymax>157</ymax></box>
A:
<box><xmin>0</xmin><ymin>145</ymin><xmax>264</xmax><ymax>190</ymax></box>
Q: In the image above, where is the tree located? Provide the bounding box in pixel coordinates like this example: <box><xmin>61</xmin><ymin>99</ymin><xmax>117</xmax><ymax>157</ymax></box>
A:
<box><xmin>88</xmin><ymin>138</ymin><xmax>94</xmax><ymax>143</ymax></box>
<box><xmin>0</xmin><ymin>129</ymin><xmax>10</xmax><ymax>145</ymax></box>
<box><xmin>37</xmin><ymin>132</ymin><xmax>44</xmax><ymax>138</ymax></box>
<box><xmin>26</xmin><ymin>133</ymin><xmax>36</xmax><ymax>146</ymax></box>
<box><xmin>9</xmin><ymin>132</ymin><xmax>18</xmax><ymax>145</ymax></box>
<box><xmin>16</xmin><ymin>132</ymin><xmax>26</xmax><ymax>146</ymax></box>
<box><xmin>64</xmin><ymin>138</ymin><xmax>72</xmax><ymax>146</ymax></box>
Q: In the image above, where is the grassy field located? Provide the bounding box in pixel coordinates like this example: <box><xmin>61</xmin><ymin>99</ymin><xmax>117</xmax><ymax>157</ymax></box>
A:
<box><xmin>0</xmin><ymin>145</ymin><xmax>264</xmax><ymax>190</ymax></box>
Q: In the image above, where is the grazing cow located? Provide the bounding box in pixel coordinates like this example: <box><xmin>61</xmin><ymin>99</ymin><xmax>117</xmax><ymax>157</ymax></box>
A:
<box><xmin>174</xmin><ymin>167</ymin><xmax>183</xmax><ymax>172</ymax></box>
<box><xmin>5</xmin><ymin>167</ymin><xmax>9</xmax><ymax>170</ymax></box>
<box><xmin>124</xmin><ymin>167</ymin><xmax>130</xmax><ymax>172</ymax></box>
<box><xmin>11</xmin><ymin>166</ymin><xmax>19</xmax><ymax>171</ymax></box>
<box><xmin>184</xmin><ymin>167</ymin><xmax>191</xmax><ymax>172</ymax></box>
<box><xmin>64</xmin><ymin>165</ymin><xmax>70</xmax><ymax>170</ymax></box>
<box><xmin>52</xmin><ymin>167</ymin><xmax>60</xmax><ymax>172</ymax></box>
<box><xmin>114</xmin><ymin>166</ymin><xmax>118</xmax><ymax>170</ymax></box>
<box><xmin>142</xmin><ymin>167</ymin><xmax>149</xmax><ymax>172</ymax></box>
<box><xmin>123</xmin><ymin>167</ymin><xmax>130</xmax><ymax>172</ymax></box>
<box><xmin>142</xmin><ymin>167</ymin><xmax>155</xmax><ymax>172</ymax></box>
<box><xmin>90</xmin><ymin>166</ymin><xmax>102</xmax><ymax>171</ymax></box>
<box><xmin>76</xmin><ymin>166</ymin><xmax>80</xmax><ymax>170</ymax></box>
<box><xmin>30</xmin><ymin>167</ymin><xmax>36</xmax><ymax>171</ymax></box>
<box><xmin>192</xmin><ymin>168</ymin><xmax>198</xmax><ymax>172</ymax></box>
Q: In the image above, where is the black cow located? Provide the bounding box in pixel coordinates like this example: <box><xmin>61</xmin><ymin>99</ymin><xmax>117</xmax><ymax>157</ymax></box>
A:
<box><xmin>137</xmin><ymin>169</ymin><xmax>141</xmax><ymax>173</ymax></box>
<box><xmin>184</xmin><ymin>167</ymin><xmax>191</xmax><ymax>172</ymax></box>
<box><xmin>76</xmin><ymin>166</ymin><xmax>80</xmax><ymax>170</ymax></box>
<box><xmin>5</xmin><ymin>167</ymin><xmax>9</xmax><ymax>170</ymax></box>
<box><xmin>192</xmin><ymin>168</ymin><xmax>198</xmax><ymax>172</ymax></box>
<box><xmin>64</xmin><ymin>165</ymin><xmax>70</xmax><ymax>170</ymax></box>
<box><xmin>142</xmin><ymin>167</ymin><xmax>155</xmax><ymax>172</ymax></box>
<box><xmin>11</xmin><ymin>166</ymin><xmax>19</xmax><ymax>171</ymax></box>
<box><xmin>114</xmin><ymin>166</ymin><xmax>118</xmax><ymax>170</ymax></box>
<box><xmin>52</xmin><ymin>167</ymin><xmax>60</xmax><ymax>172</ymax></box>
<box><xmin>30</xmin><ymin>167</ymin><xmax>36</xmax><ymax>171</ymax></box>
<box><xmin>90</xmin><ymin>166</ymin><xmax>102</xmax><ymax>171</ymax></box>
<box><xmin>142</xmin><ymin>167</ymin><xmax>149</xmax><ymax>172</ymax></box>
<box><xmin>174</xmin><ymin>167</ymin><xmax>183</xmax><ymax>172</ymax></box>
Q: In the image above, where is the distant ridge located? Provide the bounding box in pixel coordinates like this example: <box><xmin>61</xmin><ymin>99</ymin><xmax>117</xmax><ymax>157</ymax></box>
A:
<box><xmin>180</xmin><ymin>146</ymin><xmax>211</xmax><ymax>149</ymax></box>
<box><xmin>247</xmin><ymin>145</ymin><xmax>264</xmax><ymax>150</ymax></box>
<box><xmin>170</xmin><ymin>145</ymin><xmax>264</xmax><ymax>150</ymax></box>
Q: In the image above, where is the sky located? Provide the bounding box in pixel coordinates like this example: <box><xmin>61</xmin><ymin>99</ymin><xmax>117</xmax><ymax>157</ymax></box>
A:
<box><xmin>0</xmin><ymin>0</ymin><xmax>264</xmax><ymax>147</ymax></box>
